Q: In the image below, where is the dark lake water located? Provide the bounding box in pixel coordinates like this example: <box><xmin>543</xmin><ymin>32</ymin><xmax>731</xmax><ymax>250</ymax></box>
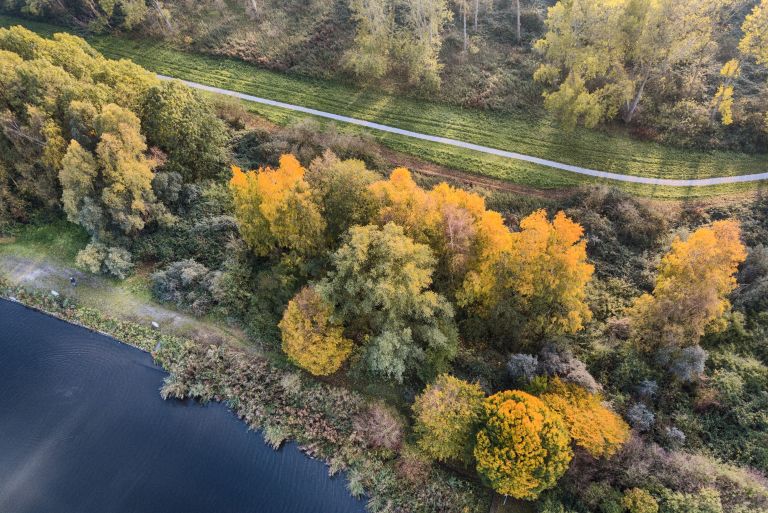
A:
<box><xmin>0</xmin><ymin>299</ymin><xmax>367</xmax><ymax>513</ymax></box>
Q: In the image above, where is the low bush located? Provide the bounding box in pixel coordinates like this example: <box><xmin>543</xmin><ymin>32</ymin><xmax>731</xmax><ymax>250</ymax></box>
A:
<box><xmin>151</xmin><ymin>259</ymin><xmax>222</xmax><ymax>315</ymax></box>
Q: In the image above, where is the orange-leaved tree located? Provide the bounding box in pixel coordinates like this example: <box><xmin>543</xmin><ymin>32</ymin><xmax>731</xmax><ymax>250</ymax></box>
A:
<box><xmin>412</xmin><ymin>374</ymin><xmax>485</xmax><ymax>464</ymax></box>
<box><xmin>279</xmin><ymin>286</ymin><xmax>354</xmax><ymax>376</ymax></box>
<box><xmin>474</xmin><ymin>390</ymin><xmax>572</xmax><ymax>500</ymax></box>
<box><xmin>369</xmin><ymin>168</ymin><xmax>513</xmax><ymax>294</ymax></box>
<box><xmin>540</xmin><ymin>378</ymin><xmax>629</xmax><ymax>458</ymax></box>
<box><xmin>230</xmin><ymin>154</ymin><xmax>325</xmax><ymax>257</ymax></box>
<box><xmin>630</xmin><ymin>220</ymin><xmax>746</xmax><ymax>349</ymax></box>
<box><xmin>460</xmin><ymin>209</ymin><xmax>593</xmax><ymax>345</ymax></box>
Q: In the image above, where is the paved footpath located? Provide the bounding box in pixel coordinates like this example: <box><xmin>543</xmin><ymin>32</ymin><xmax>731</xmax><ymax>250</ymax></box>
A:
<box><xmin>159</xmin><ymin>75</ymin><xmax>768</xmax><ymax>187</ymax></box>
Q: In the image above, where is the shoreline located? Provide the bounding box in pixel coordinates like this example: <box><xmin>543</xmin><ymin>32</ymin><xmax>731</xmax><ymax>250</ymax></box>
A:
<box><xmin>0</xmin><ymin>279</ymin><xmax>492</xmax><ymax>513</ymax></box>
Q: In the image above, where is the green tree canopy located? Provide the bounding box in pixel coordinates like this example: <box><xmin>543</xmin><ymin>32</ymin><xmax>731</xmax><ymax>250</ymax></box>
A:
<box><xmin>140</xmin><ymin>80</ymin><xmax>229</xmax><ymax>181</ymax></box>
<box><xmin>318</xmin><ymin>223</ymin><xmax>458</xmax><ymax>382</ymax></box>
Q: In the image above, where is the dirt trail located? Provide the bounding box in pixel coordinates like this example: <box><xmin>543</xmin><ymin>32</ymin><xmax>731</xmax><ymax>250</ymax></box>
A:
<box><xmin>0</xmin><ymin>254</ymin><xmax>248</xmax><ymax>349</ymax></box>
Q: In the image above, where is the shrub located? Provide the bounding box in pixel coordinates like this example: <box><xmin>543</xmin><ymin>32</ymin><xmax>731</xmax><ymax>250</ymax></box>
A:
<box><xmin>658</xmin><ymin>345</ymin><xmax>708</xmax><ymax>383</ymax></box>
<box><xmin>626</xmin><ymin>403</ymin><xmax>655</xmax><ymax>432</ymax></box>
<box><xmin>75</xmin><ymin>242</ymin><xmax>134</xmax><ymax>279</ymax></box>
<box><xmin>151</xmin><ymin>259</ymin><xmax>222</xmax><ymax>315</ymax></box>
<box><xmin>658</xmin><ymin>488</ymin><xmax>723</xmax><ymax>513</ymax></box>
<box><xmin>507</xmin><ymin>353</ymin><xmax>540</xmax><ymax>384</ymax></box>
<box><xmin>412</xmin><ymin>374</ymin><xmax>485</xmax><ymax>464</ymax></box>
<box><xmin>538</xmin><ymin>344</ymin><xmax>601</xmax><ymax>393</ymax></box>
<box><xmin>474</xmin><ymin>390</ymin><xmax>572</xmax><ymax>500</ymax></box>
<box><xmin>582</xmin><ymin>481</ymin><xmax>623</xmax><ymax>513</ymax></box>
<box><xmin>354</xmin><ymin>402</ymin><xmax>403</xmax><ymax>451</ymax></box>
<box><xmin>622</xmin><ymin>488</ymin><xmax>659</xmax><ymax>513</ymax></box>
<box><xmin>734</xmin><ymin>245</ymin><xmax>768</xmax><ymax>314</ymax></box>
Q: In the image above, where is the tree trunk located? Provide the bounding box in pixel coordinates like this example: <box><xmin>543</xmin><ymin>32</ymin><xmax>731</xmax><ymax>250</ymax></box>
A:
<box><xmin>474</xmin><ymin>0</ymin><xmax>479</xmax><ymax>31</ymax></box>
<box><xmin>624</xmin><ymin>75</ymin><xmax>649</xmax><ymax>123</ymax></box>
<box><xmin>463</xmin><ymin>10</ymin><xmax>467</xmax><ymax>51</ymax></box>
<box><xmin>153</xmin><ymin>0</ymin><xmax>173</xmax><ymax>33</ymax></box>
<box><xmin>516</xmin><ymin>0</ymin><xmax>521</xmax><ymax>43</ymax></box>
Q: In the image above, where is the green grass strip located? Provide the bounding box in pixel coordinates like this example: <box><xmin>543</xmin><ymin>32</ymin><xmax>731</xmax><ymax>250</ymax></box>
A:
<box><xmin>2</xmin><ymin>15</ymin><xmax>766</xmax><ymax>198</ymax></box>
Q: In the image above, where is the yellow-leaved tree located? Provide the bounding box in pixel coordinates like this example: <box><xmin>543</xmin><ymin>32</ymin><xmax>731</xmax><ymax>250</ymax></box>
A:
<box><xmin>230</xmin><ymin>154</ymin><xmax>325</xmax><ymax>257</ymax></box>
<box><xmin>540</xmin><ymin>378</ymin><xmax>629</xmax><ymax>458</ymax></box>
<box><xmin>474</xmin><ymin>390</ymin><xmax>572</xmax><ymax>500</ymax></box>
<box><xmin>630</xmin><ymin>220</ymin><xmax>746</xmax><ymax>350</ymax></box>
<box><xmin>412</xmin><ymin>374</ymin><xmax>485</xmax><ymax>464</ymax></box>
<box><xmin>279</xmin><ymin>286</ymin><xmax>354</xmax><ymax>376</ymax></box>
<box><xmin>369</xmin><ymin>167</ymin><xmax>513</xmax><ymax>294</ymax></box>
<box><xmin>460</xmin><ymin>209</ymin><xmax>593</xmax><ymax>345</ymax></box>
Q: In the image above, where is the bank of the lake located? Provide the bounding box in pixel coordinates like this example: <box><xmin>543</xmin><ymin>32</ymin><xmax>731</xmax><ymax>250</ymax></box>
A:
<box><xmin>0</xmin><ymin>283</ymin><xmax>492</xmax><ymax>513</ymax></box>
<box><xmin>0</xmin><ymin>298</ymin><xmax>367</xmax><ymax>513</ymax></box>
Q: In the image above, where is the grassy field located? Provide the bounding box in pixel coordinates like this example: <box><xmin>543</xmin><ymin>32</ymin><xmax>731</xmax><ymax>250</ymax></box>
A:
<box><xmin>3</xmin><ymin>15</ymin><xmax>768</xmax><ymax>198</ymax></box>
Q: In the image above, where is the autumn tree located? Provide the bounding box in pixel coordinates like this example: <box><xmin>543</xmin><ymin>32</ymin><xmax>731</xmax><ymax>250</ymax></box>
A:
<box><xmin>279</xmin><ymin>286</ymin><xmax>354</xmax><ymax>376</ymax></box>
<box><xmin>306</xmin><ymin>150</ymin><xmax>379</xmax><ymax>243</ymax></box>
<box><xmin>534</xmin><ymin>0</ymin><xmax>720</xmax><ymax>128</ymax></box>
<box><xmin>711</xmin><ymin>1</ymin><xmax>768</xmax><ymax>126</ymax></box>
<box><xmin>460</xmin><ymin>209</ymin><xmax>593</xmax><ymax>345</ymax></box>
<box><xmin>59</xmin><ymin>103</ymin><xmax>168</xmax><ymax>238</ymax></box>
<box><xmin>540</xmin><ymin>378</ymin><xmax>629</xmax><ymax>458</ymax></box>
<box><xmin>369</xmin><ymin>167</ymin><xmax>509</xmax><ymax>294</ymax></box>
<box><xmin>474</xmin><ymin>390</ymin><xmax>572</xmax><ymax>500</ymax></box>
<box><xmin>230</xmin><ymin>154</ymin><xmax>326</xmax><ymax>258</ymax></box>
<box><xmin>58</xmin><ymin>103</ymin><xmax>169</xmax><ymax>277</ymax></box>
<box><xmin>0</xmin><ymin>26</ymin><xmax>156</xmax><ymax>218</ymax></box>
<box><xmin>739</xmin><ymin>0</ymin><xmax>768</xmax><ymax>67</ymax></box>
<box><xmin>318</xmin><ymin>223</ymin><xmax>458</xmax><ymax>382</ymax></box>
<box><xmin>631</xmin><ymin>220</ymin><xmax>746</xmax><ymax>350</ymax></box>
<box><xmin>412</xmin><ymin>374</ymin><xmax>485</xmax><ymax>464</ymax></box>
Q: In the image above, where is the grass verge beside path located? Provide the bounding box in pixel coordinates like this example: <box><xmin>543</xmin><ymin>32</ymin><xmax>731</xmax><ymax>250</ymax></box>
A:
<box><xmin>2</xmin><ymin>15</ymin><xmax>767</xmax><ymax>198</ymax></box>
<box><xmin>0</xmin><ymin>221</ymin><xmax>248</xmax><ymax>348</ymax></box>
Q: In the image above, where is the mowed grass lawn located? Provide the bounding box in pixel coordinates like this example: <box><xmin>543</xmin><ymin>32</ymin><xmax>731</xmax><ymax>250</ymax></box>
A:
<box><xmin>3</xmin><ymin>15</ymin><xmax>768</xmax><ymax>198</ymax></box>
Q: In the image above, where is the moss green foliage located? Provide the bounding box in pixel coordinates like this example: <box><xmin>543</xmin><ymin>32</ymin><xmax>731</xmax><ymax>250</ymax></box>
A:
<box><xmin>623</xmin><ymin>488</ymin><xmax>658</xmax><ymax>513</ymax></box>
<box><xmin>412</xmin><ymin>374</ymin><xmax>485</xmax><ymax>464</ymax></box>
<box><xmin>305</xmin><ymin>150</ymin><xmax>379</xmax><ymax>244</ymax></box>
<box><xmin>140</xmin><ymin>80</ymin><xmax>228</xmax><ymax>181</ymax></box>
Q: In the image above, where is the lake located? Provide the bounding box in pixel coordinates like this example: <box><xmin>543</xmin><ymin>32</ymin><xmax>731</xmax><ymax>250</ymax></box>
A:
<box><xmin>0</xmin><ymin>299</ymin><xmax>367</xmax><ymax>513</ymax></box>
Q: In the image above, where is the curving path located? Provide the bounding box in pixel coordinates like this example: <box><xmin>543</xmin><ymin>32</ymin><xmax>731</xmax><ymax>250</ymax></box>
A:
<box><xmin>159</xmin><ymin>75</ymin><xmax>768</xmax><ymax>187</ymax></box>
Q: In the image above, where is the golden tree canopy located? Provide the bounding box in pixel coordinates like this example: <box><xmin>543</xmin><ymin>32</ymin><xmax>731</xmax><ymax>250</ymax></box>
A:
<box><xmin>474</xmin><ymin>390</ymin><xmax>572</xmax><ymax>500</ymax></box>
<box><xmin>631</xmin><ymin>220</ymin><xmax>746</xmax><ymax>349</ymax></box>
<box><xmin>460</xmin><ymin>209</ymin><xmax>593</xmax><ymax>343</ymax></box>
<box><xmin>230</xmin><ymin>154</ymin><xmax>325</xmax><ymax>257</ymax></box>
<box><xmin>279</xmin><ymin>286</ymin><xmax>354</xmax><ymax>376</ymax></box>
<box><xmin>540</xmin><ymin>378</ymin><xmax>629</xmax><ymax>458</ymax></box>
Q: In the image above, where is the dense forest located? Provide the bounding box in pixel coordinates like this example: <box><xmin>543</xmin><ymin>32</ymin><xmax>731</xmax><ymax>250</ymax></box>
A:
<box><xmin>2</xmin><ymin>0</ymin><xmax>768</xmax><ymax>152</ymax></box>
